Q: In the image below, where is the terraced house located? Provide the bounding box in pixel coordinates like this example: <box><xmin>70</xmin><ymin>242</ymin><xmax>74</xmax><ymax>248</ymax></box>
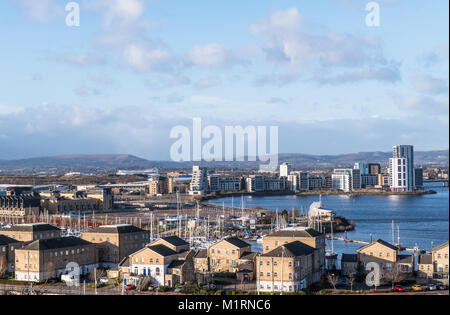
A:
<box><xmin>208</xmin><ymin>237</ymin><xmax>256</xmax><ymax>276</ymax></box>
<box><xmin>14</xmin><ymin>236</ymin><xmax>97</xmax><ymax>282</ymax></box>
<box><xmin>257</xmin><ymin>241</ymin><xmax>315</xmax><ymax>292</ymax></box>
<box><xmin>0</xmin><ymin>235</ymin><xmax>23</xmax><ymax>274</ymax></box>
<box><xmin>357</xmin><ymin>239</ymin><xmax>414</xmax><ymax>283</ymax></box>
<box><xmin>80</xmin><ymin>224</ymin><xmax>150</xmax><ymax>266</ymax></box>
<box><xmin>119</xmin><ymin>236</ymin><xmax>195</xmax><ymax>288</ymax></box>
<box><xmin>432</xmin><ymin>241</ymin><xmax>449</xmax><ymax>282</ymax></box>
<box><xmin>262</xmin><ymin>228</ymin><xmax>325</xmax><ymax>283</ymax></box>
<box><xmin>0</xmin><ymin>223</ymin><xmax>62</xmax><ymax>242</ymax></box>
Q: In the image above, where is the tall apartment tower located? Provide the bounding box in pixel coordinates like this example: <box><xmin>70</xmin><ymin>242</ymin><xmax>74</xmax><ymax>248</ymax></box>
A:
<box><xmin>280</xmin><ymin>163</ymin><xmax>291</xmax><ymax>177</ymax></box>
<box><xmin>189</xmin><ymin>166</ymin><xmax>208</xmax><ymax>196</ymax></box>
<box><xmin>392</xmin><ymin>145</ymin><xmax>414</xmax><ymax>191</ymax></box>
<box><xmin>389</xmin><ymin>157</ymin><xmax>409</xmax><ymax>192</ymax></box>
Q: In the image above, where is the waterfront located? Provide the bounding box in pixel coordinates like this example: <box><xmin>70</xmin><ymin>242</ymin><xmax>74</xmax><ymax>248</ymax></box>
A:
<box><xmin>210</xmin><ymin>183</ymin><xmax>449</xmax><ymax>258</ymax></box>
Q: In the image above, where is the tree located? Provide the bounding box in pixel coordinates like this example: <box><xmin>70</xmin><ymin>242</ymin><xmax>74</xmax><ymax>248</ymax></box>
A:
<box><xmin>327</xmin><ymin>273</ymin><xmax>339</xmax><ymax>290</ymax></box>
<box><xmin>348</xmin><ymin>274</ymin><xmax>356</xmax><ymax>292</ymax></box>
<box><xmin>0</xmin><ymin>255</ymin><xmax>8</xmax><ymax>278</ymax></box>
<box><xmin>391</xmin><ymin>263</ymin><xmax>407</xmax><ymax>289</ymax></box>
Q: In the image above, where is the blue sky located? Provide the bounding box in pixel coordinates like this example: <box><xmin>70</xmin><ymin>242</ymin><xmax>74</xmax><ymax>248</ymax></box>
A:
<box><xmin>0</xmin><ymin>0</ymin><xmax>448</xmax><ymax>160</ymax></box>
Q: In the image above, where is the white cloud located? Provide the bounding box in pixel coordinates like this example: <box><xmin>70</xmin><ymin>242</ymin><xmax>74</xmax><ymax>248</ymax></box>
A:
<box><xmin>194</xmin><ymin>77</ymin><xmax>222</xmax><ymax>89</ymax></box>
<box><xmin>0</xmin><ymin>103</ymin><xmax>24</xmax><ymax>115</ymax></box>
<box><xmin>411</xmin><ymin>74</ymin><xmax>449</xmax><ymax>95</ymax></box>
<box><xmin>123</xmin><ymin>44</ymin><xmax>173</xmax><ymax>72</ymax></box>
<box><xmin>187</xmin><ymin>43</ymin><xmax>246</xmax><ymax>68</ymax></box>
<box><xmin>18</xmin><ymin>0</ymin><xmax>63</xmax><ymax>23</ymax></box>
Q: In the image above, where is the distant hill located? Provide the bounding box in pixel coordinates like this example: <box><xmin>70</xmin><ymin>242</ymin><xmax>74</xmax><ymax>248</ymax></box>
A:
<box><xmin>0</xmin><ymin>150</ymin><xmax>448</xmax><ymax>174</ymax></box>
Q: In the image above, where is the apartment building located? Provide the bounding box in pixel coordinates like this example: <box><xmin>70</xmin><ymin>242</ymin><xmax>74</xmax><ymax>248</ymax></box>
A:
<box><xmin>80</xmin><ymin>224</ymin><xmax>150</xmax><ymax>266</ymax></box>
<box><xmin>341</xmin><ymin>254</ymin><xmax>358</xmax><ymax>277</ymax></box>
<box><xmin>15</xmin><ymin>236</ymin><xmax>97</xmax><ymax>282</ymax></box>
<box><xmin>389</xmin><ymin>157</ymin><xmax>409</xmax><ymax>192</ymax></box>
<box><xmin>40</xmin><ymin>188</ymin><xmax>113</xmax><ymax>211</ymax></box>
<box><xmin>189</xmin><ymin>166</ymin><xmax>208</xmax><ymax>196</ymax></box>
<box><xmin>0</xmin><ymin>223</ymin><xmax>62</xmax><ymax>242</ymax></box>
<box><xmin>193</xmin><ymin>249</ymin><xmax>209</xmax><ymax>273</ymax></box>
<box><xmin>208</xmin><ymin>175</ymin><xmax>243</xmax><ymax>192</ymax></box>
<box><xmin>357</xmin><ymin>239</ymin><xmax>414</xmax><ymax>282</ymax></box>
<box><xmin>119</xmin><ymin>236</ymin><xmax>195</xmax><ymax>287</ymax></box>
<box><xmin>41</xmin><ymin>192</ymin><xmax>102</xmax><ymax>213</ymax></box>
<box><xmin>0</xmin><ymin>194</ymin><xmax>41</xmax><ymax>217</ymax></box>
<box><xmin>332</xmin><ymin>169</ymin><xmax>361</xmax><ymax>192</ymax></box>
<box><xmin>208</xmin><ymin>237</ymin><xmax>254</xmax><ymax>274</ymax></box>
<box><xmin>417</xmin><ymin>254</ymin><xmax>433</xmax><ymax>279</ymax></box>
<box><xmin>0</xmin><ymin>235</ymin><xmax>23</xmax><ymax>273</ymax></box>
<box><xmin>257</xmin><ymin>241</ymin><xmax>315</xmax><ymax>292</ymax></box>
<box><xmin>149</xmin><ymin>177</ymin><xmax>169</xmax><ymax>195</ymax></box>
<box><xmin>262</xmin><ymin>228</ymin><xmax>325</xmax><ymax>283</ymax></box>
<box><xmin>392</xmin><ymin>145</ymin><xmax>415</xmax><ymax>191</ymax></box>
<box><xmin>432</xmin><ymin>241</ymin><xmax>449</xmax><ymax>280</ymax></box>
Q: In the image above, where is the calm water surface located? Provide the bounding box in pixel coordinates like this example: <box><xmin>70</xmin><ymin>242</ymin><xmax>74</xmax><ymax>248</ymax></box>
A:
<box><xmin>210</xmin><ymin>183</ymin><xmax>449</xmax><ymax>256</ymax></box>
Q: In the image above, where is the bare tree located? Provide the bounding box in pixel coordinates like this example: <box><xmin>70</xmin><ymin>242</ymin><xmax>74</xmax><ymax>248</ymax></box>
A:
<box><xmin>391</xmin><ymin>263</ymin><xmax>406</xmax><ymax>289</ymax></box>
<box><xmin>327</xmin><ymin>273</ymin><xmax>339</xmax><ymax>290</ymax></box>
<box><xmin>349</xmin><ymin>274</ymin><xmax>356</xmax><ymax>292</ymax></box>
<box><xmin>0</xmin><ymin>255</ymin><xmax>8</xmax><ymax>279</ymax></box>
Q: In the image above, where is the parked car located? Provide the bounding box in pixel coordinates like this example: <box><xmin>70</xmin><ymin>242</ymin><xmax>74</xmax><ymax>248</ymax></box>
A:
<box><xmin>412</xmin><ymin>284</ymin><xmax>423</xmax><ymax>291</ymax></box>
<box><xmin>125</xmin><ymin>285</ymin><xmax>136</xmax><ymax>291</ymax></box>
<box><xmin>426</xmin><ymin>284</ymin><xmax>438</xmax><ymax>291</ymax></box>
<box><xmin>436</xmin><ymin>284</ymin><xmax>447</xmax><ymax>290</ymax></box>
<box><xmin>394</xmin><ymin>285</ymin><xmax>405</xmax><ymax>292</ymax></box>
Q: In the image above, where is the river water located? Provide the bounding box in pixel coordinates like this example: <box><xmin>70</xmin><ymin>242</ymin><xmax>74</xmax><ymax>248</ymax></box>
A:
<box><xmin>209</xmin><ymin>183</ymin><xmax>449</xmax><ymax>257</ymax></box>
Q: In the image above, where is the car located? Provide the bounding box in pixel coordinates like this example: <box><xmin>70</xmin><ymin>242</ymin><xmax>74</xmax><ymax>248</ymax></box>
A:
<box><xmin>436</xmin><ymin>284</ymin><xmax>447</xmax><ymax>291</ymax></box>
<box><xmin>412</xmin><ymin>284</ymin><xmax>423</xmax><ymax>291</ymax></box>
<box><xmin>125</xmin><ymin>285</ymin><xmax>136</xmax><ymax>291</ymax></box>
<box><xmin>394</xmin><ymin>285</ymin><xmax>405</xmax><ymax>292</ymax></box>
<box><xmin>426</xmin><ymin>284</ymin><xmax>437</xmax><ymax>291</ymax></box>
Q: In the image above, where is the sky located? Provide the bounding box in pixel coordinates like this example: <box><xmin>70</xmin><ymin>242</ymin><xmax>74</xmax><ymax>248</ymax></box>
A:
<box><xmin>0</xmin><ymin>0</ymin><xmax>448</xmax><ymax>161</ymax></box>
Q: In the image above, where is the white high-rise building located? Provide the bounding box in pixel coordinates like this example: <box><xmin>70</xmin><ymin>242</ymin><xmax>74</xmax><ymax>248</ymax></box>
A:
<box><xmin>280</xmin><ymin>163</ymin><xmax>291</xmax><ymax>177</ymax></box>
<box><xmin>392</xmin><ymin>145</ymin><xmax>414</xmax><ymax>191</ymax></box>
<box><xmin>332</xmin><ymin>169</ymin><xmax>361</xmax><ymax>192</ymax></box>
<box><xmin>189</xmin><ymin>166</ymin><xmax>208</xmax><ymax>196</ymax></box>
<box><xmin>389</xmin><ymin>157</ymin><xmax>409</xmax><ymax>192</ymax></box>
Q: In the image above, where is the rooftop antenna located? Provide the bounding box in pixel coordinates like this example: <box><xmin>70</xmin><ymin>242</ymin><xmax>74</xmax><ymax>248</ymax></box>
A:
<box><xmin>392</xmin><ymin>220</ymin><xmax>395</xmax><ymax>245</ymax></box>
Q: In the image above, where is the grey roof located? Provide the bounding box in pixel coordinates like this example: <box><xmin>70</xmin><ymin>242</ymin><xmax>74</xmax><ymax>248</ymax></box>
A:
<box><xmin>240</xmin><ymin>252</ymin><xmax>258</xmax><ymax>261</ymax></box>
<box><xmin>266</xmin><ymin>229</ymin><xmax>322</xmax><ymax>238</ymax></box>
<box><xmin>91</xmin><ymin>224</ymin><xmax>145</xmax><ymax>234</ymax></box>
<box><xmin>23</xmin><ymin>236</ymin><xmax>92</xmax><ymax>251</ymax></box>
<box><xmin>261</xmin><ymin>241</ymin><xmax>315</xmax><ymax>258</ymax></box>
<box><xmin>119</xmin><ymin>256</ymin><xmax>130</xmax><ymax>268</ymax></box>
<box><xmin>224</xmin><ymin>237</ymin><xmax>250</xmax><ymax>249</ymax></box>
<box><xmin>397</xmin><ymin>255</ymin><xmax>414</xmax><ymax>264</ymax></box>
<box><xmin>168</xmin><ymin>260</ymin><xmax>186</xmax><ymax>269</ymax></box>
<box><xmin>418</xmin><ymin>255</ymin><xmax>432</xmax><ymax>265</ymax></box>
<box><xmin>148</xmin><ymin>244</ymin><xmax>178</xmax><ymax>257</ymax></box>
<box><xmin>194</xmin><ymin>249</ymin><xmax>207</xmax><ymax>259</ymax></box>
<box><xmin>161</xmin><ymin>236</ymin><xmax>189</xmax><ymax>247</ymax></box>
<box><xmin>3</xmin><ymin>223</ymin><xmax>61</xmax><ymax>233</ymax></box>
<box><xmin>0</xmin><ymin>235</ymin><xmax>20</xmax><ymax>246</ymax></box>
<box><xmin>341</xmin><ymin>254</ymin><xmax>358</xmax><ymax>263</ymax></box>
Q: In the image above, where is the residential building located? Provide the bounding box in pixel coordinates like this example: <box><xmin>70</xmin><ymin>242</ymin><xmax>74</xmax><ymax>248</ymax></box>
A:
<box><xmin>262</xmin><ymin>228</ymin><xmax>325</xmax><ymax>282</ymax></box>
<box><xmin>414</xmin><ymin>168</ymin><xmax>424</xmax><ymax>190</ymax></box>
<box><xmin>432</xmin><ymin>241</ymin><xmax>449</xmax><ymax>281</ymax></box>
<box><xmin>392</xmin><ymin>145</ymin><xmax>415</xmax><ymax>191</ymax></box>
<box><xmin>149</xmin><ymin>176</ymin><xmax>169</xmax><ymax>195</ymax></box>
<box><xmin>264</xmin><ymin>177</ymin><xmax>286</xmax><ymax>191</ymax></box>
<box><xmin>14</xmin><ymin>237</ymin><xmax>98</xmax><ymax>282</ymax></box>
<box><xmin>193</xmin><ymin>249</ymin><xmax>209</xmax><ymax>273</ymax></box>
<box><xmin>280</xmin><ymin>163</ymin><xmax>291</xmax><ymax>178</ymax></box>
<box><xmin>189</xmin><ymin>166</ymin><xmax>208</xmax><ymax>196</ymax></box>
<box><xmin>332</xmin><ymin>169</ymin><xmax>361</xmax><ymax>192</ymax></box>
<box><xmin>357</xmin><ymin>239</ymin><xmax>414</xmax><ymax>283</ymax></box>
<box><xmin>41</xmin><ymin>191</ymin><xmax>102</xmax><ymax>213</ymax></box>
<box><xmin>389</xmin><ymin>158</ymin><xmax>409</xmax><ymax>192</ymax></box>
<box><xmin>246</xmin><ymin>175</ymin><xmax>265</xmax><ymax>192</ymax></box>
<box><xmin>80</xmin><ymin>224</ymin><xmax>150</xmax><ymax>266</ymax></box>
<box><xmin>119</xmin><ymin>236</ymin><xmax>195</xmax><ymax>287</ymax></box>
<box><xmin>354</xmin><ymin>162</ymin><xmax>369</xmax><ymax>175</ymax></box>
<box><xmin>39</xmin><ymin>188</ymin><xmax>113</xmax><ymax>211</ymax></box>
<box><xmin>257</xmin><ymin>241</ymin><xmax>315</xmax><ymax>292</ymax></box>
<box><xmin>0</xmin><ymin>194</ymin><xmax>41</xmax><ymax>217</ymax></box>
<box><xmin>287</xmin><ymin>174</ymin><xmax>299</xmax><ymax>192</ymax></box>
<box><xmin>0</xmin><ymin>223</ymin><xmax>62</xmax><ymax>242</ymax></box>
<box><xmin>361</xmin><ymin>174</ymin><xmax>378</xmax><ymax>188</ymax></box>
<box><xmin>341</xmin><ymin>254</ymin><xmax>358</xmax><ymax>277</ymax></box>
<box><xmin>417</xmin><ymin>255</ymin><xmax>433</xmax><ymax>279</ymax></box>
<box><xmin>0</xmin><ymin>235</ymin><xmax>22</xmax><ymax>273</ymax></box>
<box><xmin>208</xmin><ymin>237</ymin><xmax>254</xmax><ymax>274</ymax></box>
<box><xmin>369</xmin><ymin>163</ymin><xmax>382</xmax><ymax>175</ymax></box>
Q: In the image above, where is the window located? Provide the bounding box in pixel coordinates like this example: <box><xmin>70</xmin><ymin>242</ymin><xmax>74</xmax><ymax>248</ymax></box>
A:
<box><xmin>274</xmin><ymin>272</ymin><xmax>278</xmax><ymax>277</ymax></box>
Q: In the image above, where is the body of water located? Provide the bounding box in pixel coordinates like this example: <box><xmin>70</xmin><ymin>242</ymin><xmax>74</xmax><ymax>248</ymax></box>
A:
<box><xmin>210</xmin><ymin>183</ymin><xmax>449</xmax><ymax>257</ymax></box>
